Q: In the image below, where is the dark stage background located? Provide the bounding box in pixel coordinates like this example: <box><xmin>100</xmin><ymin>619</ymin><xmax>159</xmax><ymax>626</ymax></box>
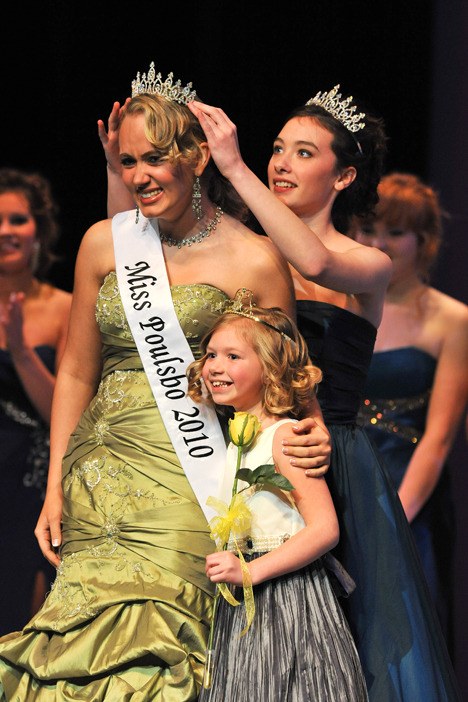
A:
<box><xmin>2</xmin><ymin>0</ymin><xmax>467</xmax><ymax>694</ymax></box>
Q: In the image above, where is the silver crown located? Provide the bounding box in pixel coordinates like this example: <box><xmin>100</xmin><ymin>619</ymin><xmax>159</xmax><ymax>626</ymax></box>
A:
<box><xmin>306</xmin><ymin>84</ymin><xmax>366</xmax><ymax>133</ymax></box>
<box><xmin>131</xmin><ymin>61</ymin><xmax>197</xmax><ymax>104</ymax></box>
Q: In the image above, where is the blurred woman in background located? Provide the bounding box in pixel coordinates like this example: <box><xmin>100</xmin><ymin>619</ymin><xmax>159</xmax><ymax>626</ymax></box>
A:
<box><xmin>354</xmin><ymin>172</ymin><xmax>468</xmax><ymax>657</ymax></box>
<box><xmin>0</xmin><ymin>168</ymin><xmax>71</xmax><ymax>634</ymax></box>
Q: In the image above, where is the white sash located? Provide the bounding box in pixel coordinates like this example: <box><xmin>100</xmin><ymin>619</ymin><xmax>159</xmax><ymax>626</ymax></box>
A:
<box><xmin>112</xmin><ymin>211</ymin><xmax>226</xmax><ymax>523</ymax></box>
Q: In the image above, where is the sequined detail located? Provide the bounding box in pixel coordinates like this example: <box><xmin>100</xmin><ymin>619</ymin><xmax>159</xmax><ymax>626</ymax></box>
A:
<box><xmin>358</xmin><ymin>391</ymin><xmax>430</xmax><ymax>444</ymax></box>
<box><xmin>172</xmin><ymin>284</ymin><xmax>232</xmax><ymax>340</ymax></box>
<box><xmin>71</xmin><ymin>457</ymin><xmax>105</xmax><ymax>491</ymax></box>
<box><xmin>0</xmin><ymin>398</ymin><xmax>40</xmax><ymax>428</ymax></box>
<box><xmin>95</xmin><ymin>272</ymin><xmax>131</xmax><ymax>338</ymax></box>
<box><xmin>48</xmin><ymin>554</ymin><xmax>99</xmax><ymax>628</ymax></box>
<box><xmin>95</xmin><ymin>271</ymin><xmax>246</xmax><ymax>345</ymax></box>
<box><xmin>93</xmin><ymin>417</ymin><xmax>110</xmax><ymax>445</ymax></box>
<box><xmin>63</xmin><ymin>450</ymin><xmax>162</xmax><ymax>511</ymax></box>
<box><xmin>94</xmin><ymin>370</ymin><xmax>148</xmax><ymax>414</ymax></box>
<box><xmin>47</xmin><ymin>542</ymin><xmax>147</xmax><ymax>629</ymax></box>
<box><xmin>101</xmin><ymin>519</ymin><xmax>120</xmax><ymax>539</ymax></box>
<box><xmin>228</xmin><ymin>533</ymin><xmax>291</xmax><ymax>554</ymax></box>
<box><xmin>0</xmin><ymin>398</ymin><xmax>49</xmax><ymax>497</ymax></box>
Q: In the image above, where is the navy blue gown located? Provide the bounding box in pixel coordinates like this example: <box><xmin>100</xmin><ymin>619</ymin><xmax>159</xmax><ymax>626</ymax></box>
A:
<box><xmin>0</xmin><ymin>346</ymin><xmax>57</xmax><ymax>635</ymax></box>
<box><xmin>296</xmin><ymin>301</ymin><xmax>461</xmax><ymax>702</ymax></box>
<box><xmin>358</xmin><ymin>347</ymin><xmax>455</xmax><ymax>657</ymax></box>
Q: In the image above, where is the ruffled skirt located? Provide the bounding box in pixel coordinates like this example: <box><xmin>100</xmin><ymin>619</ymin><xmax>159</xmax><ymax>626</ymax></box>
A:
<box><xmin>199</xmin><ymin>555</ymin><xmax>368</xmax><ymax>702</ymax></box>
<box><xmin>0</xmin><ymin>369</ymin><xmax>214</xmax><ymax>701</ymax></box>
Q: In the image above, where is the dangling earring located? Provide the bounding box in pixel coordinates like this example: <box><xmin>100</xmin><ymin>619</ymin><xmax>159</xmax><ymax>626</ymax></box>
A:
<box><xmin>135</xmin><ymin>206</ymin><xmax>140</xmax><ymax>224</ymax></box>
<box><xmin>192</xmin><ymin>176</ymin><xmax>203</xmax><ymax>221</ymax></box>
<box><xmin>30</xmin><ymin>241</ymin><xmax>40</xmax><ymax>274</ymax></box>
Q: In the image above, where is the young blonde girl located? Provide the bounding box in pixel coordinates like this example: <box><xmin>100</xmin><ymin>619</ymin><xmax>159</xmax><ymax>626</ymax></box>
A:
<box><xmin>187</xmin><ymin>306</ymin><xmax>368</xmax><ymax>701</ymax></box>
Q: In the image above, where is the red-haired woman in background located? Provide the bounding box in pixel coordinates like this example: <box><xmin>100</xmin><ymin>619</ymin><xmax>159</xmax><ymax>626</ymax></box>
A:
<box><xmin>354</xmin><ymin>172</ymin><xmax>468</xmax><ymax>658</ymax></box>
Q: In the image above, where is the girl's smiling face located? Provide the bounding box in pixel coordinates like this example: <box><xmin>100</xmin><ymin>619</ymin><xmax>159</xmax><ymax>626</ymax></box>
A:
<box><xmin>202</xmin><ymin>323</ymin><xmax>265</xmax><ymax>415</ymax></box>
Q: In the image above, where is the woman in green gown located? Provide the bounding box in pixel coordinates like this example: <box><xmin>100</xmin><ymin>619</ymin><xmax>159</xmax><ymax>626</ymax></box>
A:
<box><xmin>0</xmin><ymin>64</ymin><xmax>329</xmax><ymax>701</ymax></box>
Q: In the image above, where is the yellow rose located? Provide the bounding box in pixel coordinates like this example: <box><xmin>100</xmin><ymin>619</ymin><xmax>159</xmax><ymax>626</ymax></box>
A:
<box><xmin>228</xmin><ymin>412</ymin><xmax>261</xmax><ymax>448</ymax></box>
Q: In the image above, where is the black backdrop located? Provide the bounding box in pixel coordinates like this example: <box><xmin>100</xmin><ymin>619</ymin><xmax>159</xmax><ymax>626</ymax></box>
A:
<box><xmin>2</xmin><ymin>0</ymin><xmax>467</xmax><ymax>694</ymax></box>
<box><xmin>1</xmin><ymin>0</ymin><xmax>436</xmax><ymax>292</ymax></box>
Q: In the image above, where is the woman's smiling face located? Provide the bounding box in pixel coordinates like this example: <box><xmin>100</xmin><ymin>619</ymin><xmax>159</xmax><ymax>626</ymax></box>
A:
<box><xmin>0</xmin><ymin>191</ymin><xmax>37</xmax><ymax>274</ymax></box>
<box><xmin>268</xmin><ymin>116</ymin><xmax>342</xmax><ymax>218</ymax></box>
<box><xmin>119</xmin><ymin>112</ymin><xmax>193</xmax><ymax>224</ymax></box>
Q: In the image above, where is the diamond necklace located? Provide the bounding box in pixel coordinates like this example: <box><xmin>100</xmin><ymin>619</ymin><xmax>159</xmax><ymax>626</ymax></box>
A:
<box><xmin>159</xmin><ymin>207</ymin><xmax>224</xmax><ymax>248</ymax></box>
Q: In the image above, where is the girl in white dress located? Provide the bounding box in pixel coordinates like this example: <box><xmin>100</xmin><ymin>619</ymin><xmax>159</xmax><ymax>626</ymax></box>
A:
<box><xmin>187</xmin><ymin>305</ymin><xmax>367</xmax><ymax>702</ymax></box>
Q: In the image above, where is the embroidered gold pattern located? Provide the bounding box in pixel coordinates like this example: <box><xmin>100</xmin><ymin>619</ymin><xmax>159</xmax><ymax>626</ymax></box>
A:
<box><xmin>94</xmin><ymin>370</ymin><xmax>148</xmax><ymax>414</ymax></box>
<box><xmin>46</xmin><ymin>274</ymin><xmax>232</xmax><ymax>628</ymax></box>
<box><xmin>93</xmin><ymin>417</ymin><xmax>110</xmax><ymax>445</ymax></box>
<box><xmin>74</xmin><ymin>457</ymin><xmax>103</xmax><ymax>490</ymax></box>
<box><xmin>48</xmin><ymin>554</ymin><xmax>99</xmax><ymax>629</ymax></box>
<box><xmin>96</xmin><ymin>272</ymin><xmax>131</xmax><ymax>338</ymax></box>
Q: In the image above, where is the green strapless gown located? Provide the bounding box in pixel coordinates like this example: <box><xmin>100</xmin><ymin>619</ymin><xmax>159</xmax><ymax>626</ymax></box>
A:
<box><xmin>0</xmin><ymin>273</ymin><xmax>231</xmax><ymax>701</ymax></box>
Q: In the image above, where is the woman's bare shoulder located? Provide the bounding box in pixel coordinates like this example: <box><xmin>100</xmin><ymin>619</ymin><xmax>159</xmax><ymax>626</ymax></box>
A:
<box><xmin>221</xmin><ymin>219</ymin><xmax>288</xmax><ymax>268</ymax></box>
<box><xmin>222</xmin><ymin>217</ymin><xmax>262</xmax><ymax>242</ymax></box>
<box><xmin>79</xmin><ymin>218</ymin><xmax>113</xmax><ymax>250</ymax></box>
<box><xmin>40</xmin><ymin>284</ymin><xmax>72</xmax><ymax>304</ymax></box>
<box><xmin>74</xmin><ymin>218</ymin><xmax>115</xmax><ymax>280</ymax></box>
<box><xmin>426</xmin><ymin>286</ymin><xmax>468</xmax><ymax>327</ymax></box>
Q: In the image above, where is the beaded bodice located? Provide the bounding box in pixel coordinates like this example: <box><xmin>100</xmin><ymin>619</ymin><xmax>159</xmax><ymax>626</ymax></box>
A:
<box><xmin>358</xmin><ymin>347</ymin><xmax>436</xmax><ymax>446</ymax></box>
<box><xmin>96</xmin><ymin>272</ymin><xmax>232</xmax><ymax>366</ymax></box>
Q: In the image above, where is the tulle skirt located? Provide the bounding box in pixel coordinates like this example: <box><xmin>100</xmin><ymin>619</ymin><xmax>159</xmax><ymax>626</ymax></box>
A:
<box><xmin>327</xmin><ymin>424</ymin><xmax>461</xmax><ymax>701</ymax></box>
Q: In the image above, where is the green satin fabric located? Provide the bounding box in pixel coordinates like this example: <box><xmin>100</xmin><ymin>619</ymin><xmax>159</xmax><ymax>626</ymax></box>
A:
<box><xmin>0</xmin><ymin>274</ymin><xmax>232</xmax><ymax>701</ymax></box>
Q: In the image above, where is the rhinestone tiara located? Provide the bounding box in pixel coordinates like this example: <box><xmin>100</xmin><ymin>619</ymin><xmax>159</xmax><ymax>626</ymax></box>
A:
<box><xmin>131</xmin><ymin>61</ymin><xmax>197</xmax><ymax>104</ymax></box>
<box><xmin>306</xmin><ymin>84</ymin><xmax>366</xmax><ymax>133</ymax></box>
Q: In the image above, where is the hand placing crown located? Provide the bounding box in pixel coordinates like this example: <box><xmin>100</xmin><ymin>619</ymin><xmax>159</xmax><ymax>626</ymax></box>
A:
<box><xmin>131</xmin><ymin>61</ymin><xmax>197</xmax><ymax>104</ymax></box>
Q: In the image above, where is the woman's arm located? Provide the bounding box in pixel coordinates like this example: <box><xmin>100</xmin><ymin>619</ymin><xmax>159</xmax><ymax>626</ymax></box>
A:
<box><xmin>206</xmin><ymin>422</ymin><xmax>339</xmax><ymax>586</ymax></box>
<box><xmin>97</xmin><ymin>100</ymin><xmax>135</xmax><ymax>216</ymax></box>
<box><xmin>282</xmin><ymin>397</ymin><xmax>331</xmax><ymax>476</ymax></box>
<box><xmin>34</xmin><ymin>222</ymin><xmax>109</xmax><ymax>565</ymax></box>
<box><xmin>398</xmin><ymin>304</ymin><xmax>468</xmax><ymax>521</ymax></box>
<box><xmin>235</xmin><ymin>238</ymin><xmax>331</xmax><ymax>473</ymax></box>
<box><xmin>188</xmin><ymin>101</ymin><xmax>392</xmax><ymax>296</ymax></box>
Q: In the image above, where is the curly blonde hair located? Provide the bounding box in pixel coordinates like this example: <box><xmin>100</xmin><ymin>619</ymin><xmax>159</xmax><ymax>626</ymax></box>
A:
<box><xmin>187</xmin><ymin>307</ymin><xmax>322</xmax><ymax>419</ymax></box>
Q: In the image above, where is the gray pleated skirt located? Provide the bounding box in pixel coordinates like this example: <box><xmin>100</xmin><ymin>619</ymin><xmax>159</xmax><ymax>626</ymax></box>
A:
<box><xmin>199</xmin><ymin>555</ymin><xmax>368</xmax><ymax>702</ymax></box>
